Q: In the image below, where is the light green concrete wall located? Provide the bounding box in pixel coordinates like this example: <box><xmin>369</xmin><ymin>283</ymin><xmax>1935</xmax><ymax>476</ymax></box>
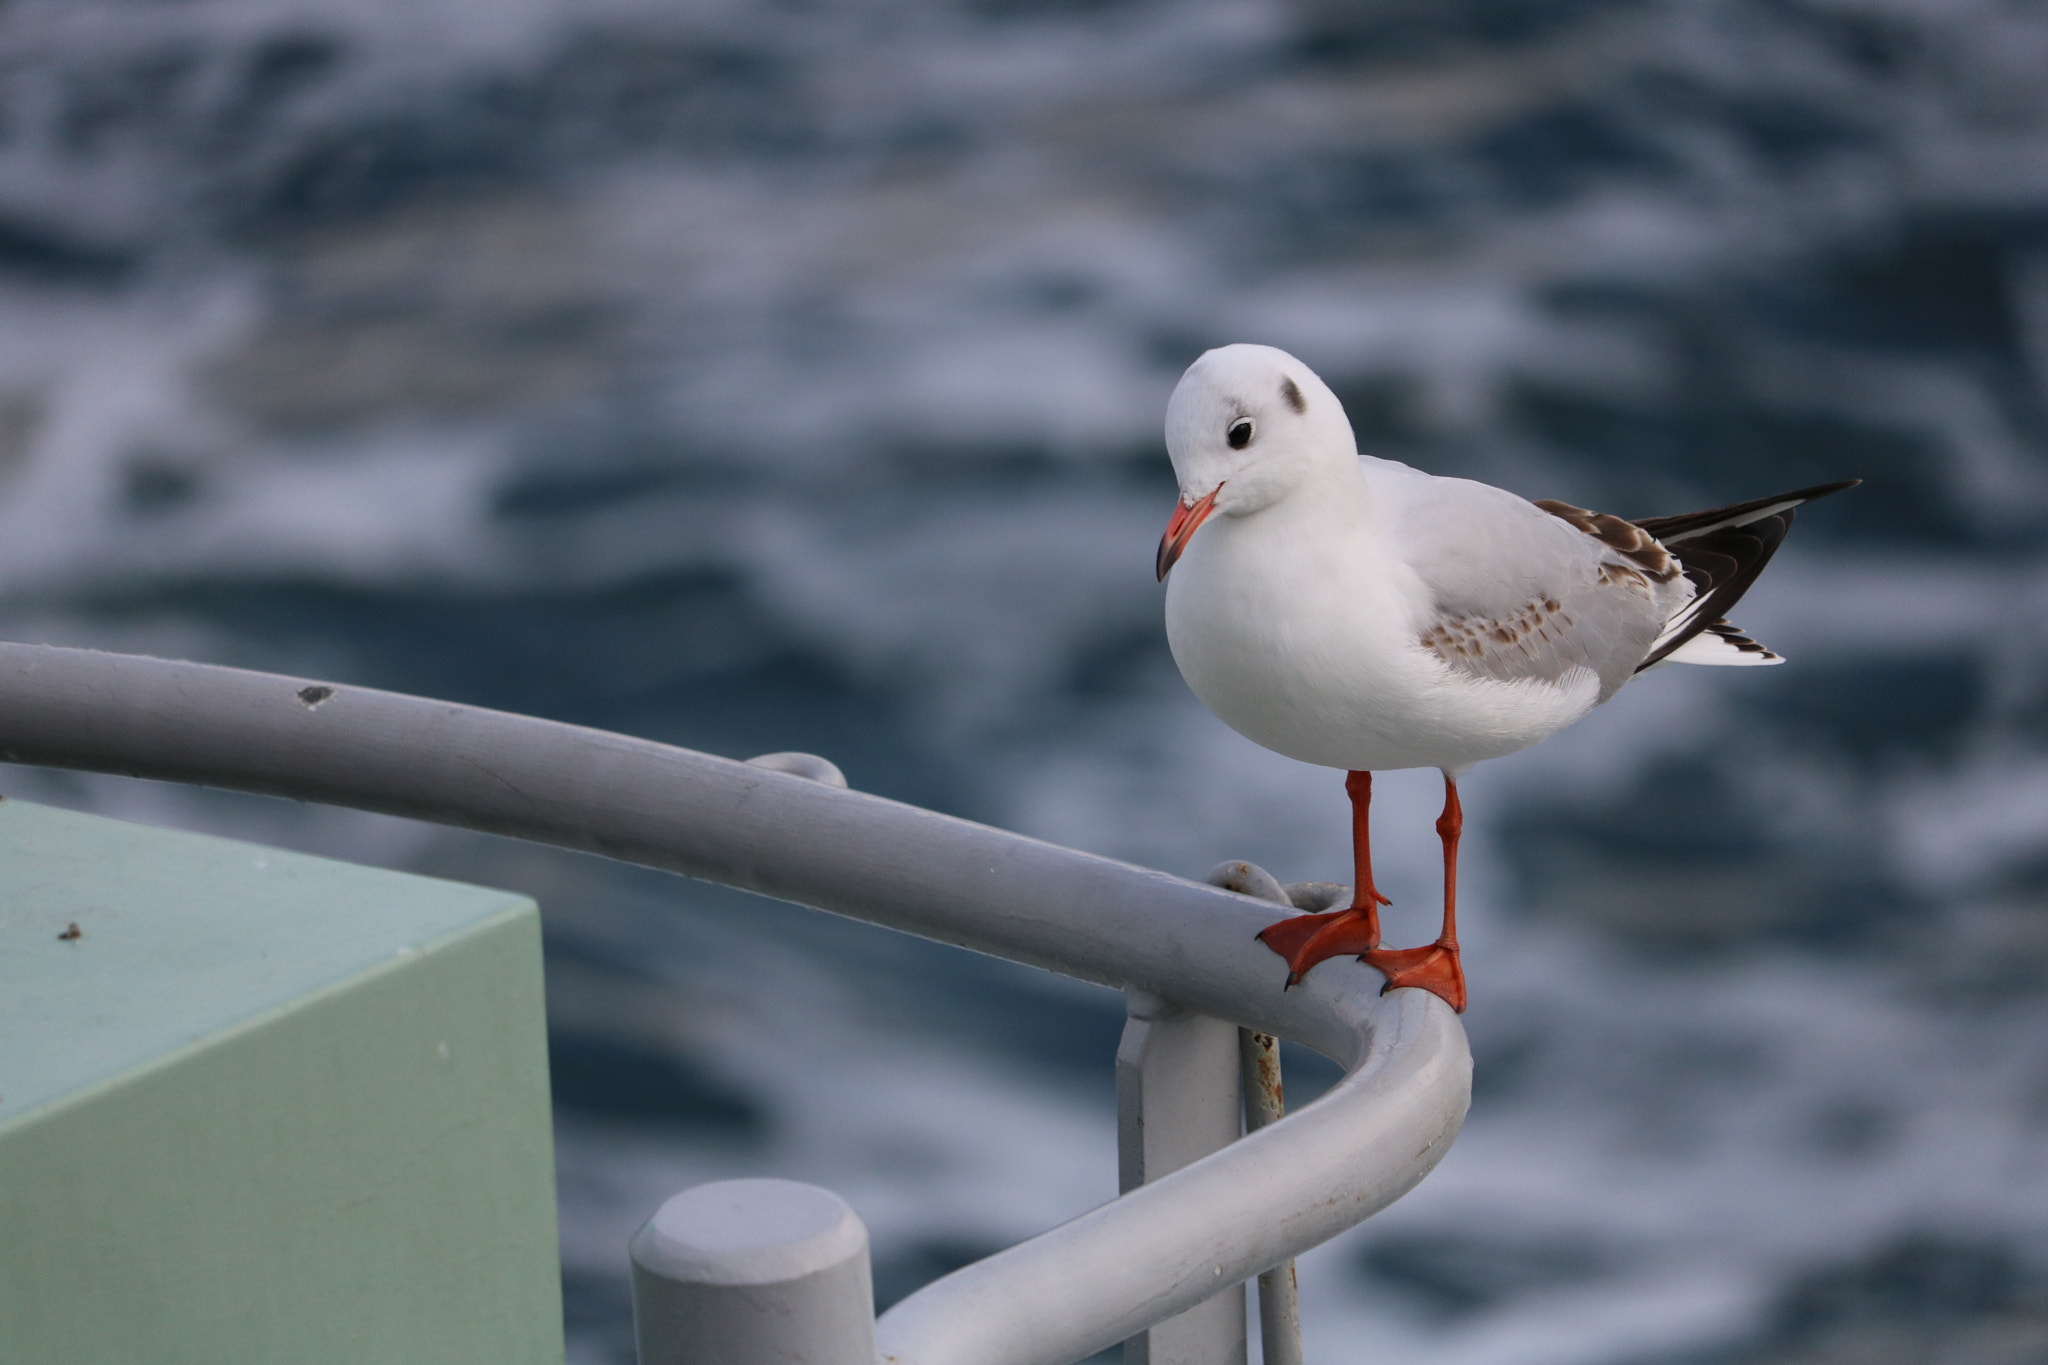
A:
<box><xmin>0</xmin><ymin>799</ymin><xmax>563</xmax><ymax>1365</ymax></box>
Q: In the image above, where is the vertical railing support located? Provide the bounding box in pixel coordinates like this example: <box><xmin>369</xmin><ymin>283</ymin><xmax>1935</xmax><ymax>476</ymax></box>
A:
<box><xmin>630</xmin><ymin>1178</ymin><xmax>876</xmax><ymax>1365</ymax></box>
<box><xmin>1117</xmin><ymin>989</ymin><xmax>1248</xmax><ymax>1365</ymax></box>
<box><xmin>1238</xmin><ymin>1030</ymin><xmax>1302</xmax><ymax>1365</ymax></box>
<box><xmin>1203</xmin><ymin>860</ymin><xmax>1311</xmax><ymax>1365</ymax></box>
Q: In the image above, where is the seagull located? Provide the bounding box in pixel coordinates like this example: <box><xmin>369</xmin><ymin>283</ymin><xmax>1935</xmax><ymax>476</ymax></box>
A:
<box><xmin>1156</xmin><ymin>344</ymin><xmax>1856</xmax><ymax>1012</ymax></box>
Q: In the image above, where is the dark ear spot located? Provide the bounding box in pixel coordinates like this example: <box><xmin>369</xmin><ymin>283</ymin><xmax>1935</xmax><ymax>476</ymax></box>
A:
<box><xmin>1279</xmin><ymin>376</ymin><xmax>1307</xmax><ymax>414</ymax></box>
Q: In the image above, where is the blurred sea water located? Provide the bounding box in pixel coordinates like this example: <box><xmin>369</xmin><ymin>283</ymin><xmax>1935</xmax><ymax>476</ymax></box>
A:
<box><xmin>3</xmin><ymin>0</ymin><xmax>2047</xmax><ymax>1360</ymax></box>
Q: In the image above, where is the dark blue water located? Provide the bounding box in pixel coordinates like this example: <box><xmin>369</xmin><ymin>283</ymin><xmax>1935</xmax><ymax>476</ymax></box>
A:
<box><xmin>3</xmin><ymin>0</ymin><xmax>2046</xmax><ymax>1359</ymax></box>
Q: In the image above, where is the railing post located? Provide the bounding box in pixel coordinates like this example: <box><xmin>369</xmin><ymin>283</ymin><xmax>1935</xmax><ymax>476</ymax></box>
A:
<box><xmin>1207</xmin><ymin>860</ymin><xmax>1310</xmax><ymax>1365</ymax></box>
<box><xmin>1238</xmin><ymin>1030</ymin><xmax>1302</xmax><ymax>1365</ymax></box>
<box><xmin>629</xmin><ymin>1178</ymin><xmax>876</xmax><ymax>1365</ymax></box>
<box><xmin>1117</xmin><ymin>990</ymin><xmax>1248</xmax><ymax>1365</ymax></box>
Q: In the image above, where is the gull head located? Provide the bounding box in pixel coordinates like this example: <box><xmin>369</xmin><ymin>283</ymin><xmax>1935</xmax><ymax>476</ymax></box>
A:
<box><xmin>1157</xmin><ymin>343</ymin><xmax>1356</xmax><ymax>580</ymax></box>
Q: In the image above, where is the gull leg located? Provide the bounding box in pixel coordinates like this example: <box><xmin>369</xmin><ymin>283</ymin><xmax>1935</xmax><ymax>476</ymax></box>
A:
<box><xmin>1258</xmin><ymin>770</ymin><xmax>1394</xmax><ymax>985</ymax></box>
<box><xmin>1360</xmin><ymin>774</ymin><xmax>1466</xmax><ymax>1013</ymax></box>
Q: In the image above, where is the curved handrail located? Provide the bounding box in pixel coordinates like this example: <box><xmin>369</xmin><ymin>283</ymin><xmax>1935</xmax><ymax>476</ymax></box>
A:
<box><xmin>877</xmin><ymin>992</ymin><xmax>1463</xmax><ymax>1365</ymax></box>
<box><xmin>0</xmin><ymin>643</ymin><xmax>1470</xmax><ymax>1365</ymax></box>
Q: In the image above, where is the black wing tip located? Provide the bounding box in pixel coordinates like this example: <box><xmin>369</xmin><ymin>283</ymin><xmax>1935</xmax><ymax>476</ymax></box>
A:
<box><xmin>1706</xmin><ymin>619</ymin><xmax>1779</xmax><ymax>658</ymax></box>
<box><xmin>1633</xmin><ymin>478</ymin><xmax>1861</xmax><ymax>542</ymax></box>
<box><xmin>1787</xmin><ymin>478</ymin><xmax>1861</xmax><ymax>504</ymax></box>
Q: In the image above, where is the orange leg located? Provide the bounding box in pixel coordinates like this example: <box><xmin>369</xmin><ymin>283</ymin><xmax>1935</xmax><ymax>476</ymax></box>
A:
<box><xmin>1258</xmin><ymin>770</ymin><xmax>1395</xmax><ymax>986</ymax></box>
<box><xmin>1360</xmin><ymin>774</ymin><xmax>1466</xmax><ymax>1013</ymax></box>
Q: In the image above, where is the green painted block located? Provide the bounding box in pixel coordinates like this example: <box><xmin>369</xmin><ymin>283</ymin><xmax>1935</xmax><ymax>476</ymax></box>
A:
<box><xmin>0</xmin><ymin>799</ymin><xmax>563</xmax><ymax>1365</ymax></box>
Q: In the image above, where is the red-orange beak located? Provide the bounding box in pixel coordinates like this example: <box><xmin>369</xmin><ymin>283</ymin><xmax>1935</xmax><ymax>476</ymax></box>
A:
<box><xmin>1156</xmin><ymin>484</ymin><xmax>1221</xmax><ymax>582</ymax></box>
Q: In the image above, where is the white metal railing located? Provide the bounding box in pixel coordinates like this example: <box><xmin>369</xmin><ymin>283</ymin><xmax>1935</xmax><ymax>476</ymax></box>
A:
<box><xmin>0</xmin><ymin>643</ymin><xmax>1470</xmax><ymax>1365</ymax></box>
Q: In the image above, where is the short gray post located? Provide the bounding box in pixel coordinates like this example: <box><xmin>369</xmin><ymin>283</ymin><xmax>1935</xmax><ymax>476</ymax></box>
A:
<box><xmin>1118</xmin><ymin>989</ymin><xmax>1248</xmax><ymax>1365</ymax></box>
<box><xmin>630</xmin><ymin>1178</ymin><xmax>876</xmax><ymax>1365</ymax></box>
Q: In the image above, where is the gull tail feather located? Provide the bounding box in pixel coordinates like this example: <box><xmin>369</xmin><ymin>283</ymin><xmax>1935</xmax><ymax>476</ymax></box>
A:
<box><xmin>1651</xmin><ymin>619</ymin><xmax>1785</xmax><ymax>669</ymax></box>
<box><xmin>1635</xmin><ymin>479</ymin><xmax>1858</xmax><ymax>672</ymax></box>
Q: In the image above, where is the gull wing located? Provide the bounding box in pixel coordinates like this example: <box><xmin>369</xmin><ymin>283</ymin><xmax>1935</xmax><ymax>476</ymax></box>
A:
<box><xmin>1374</xmin><ymin>460</ymin><xmax>1856</xmax><ymax>688</ymax></box>
<box><xmin>1364</xmin><ymin>458</ymin><xmax>1680</xmax><ymax>701</ymax></box>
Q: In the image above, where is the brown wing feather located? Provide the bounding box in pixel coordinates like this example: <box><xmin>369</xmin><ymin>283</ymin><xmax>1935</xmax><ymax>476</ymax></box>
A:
<box><xmin>1530</xmin><ymin>500</ymin><xmax>1683</xmax><ymax>582</ymax></box>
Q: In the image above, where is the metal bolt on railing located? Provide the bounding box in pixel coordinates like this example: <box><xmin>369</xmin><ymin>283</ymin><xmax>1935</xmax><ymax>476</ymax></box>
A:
<box><xmin>745</xmin><ymin>751</ymin><xmax>850</xmax><ymax>788</ymax></box>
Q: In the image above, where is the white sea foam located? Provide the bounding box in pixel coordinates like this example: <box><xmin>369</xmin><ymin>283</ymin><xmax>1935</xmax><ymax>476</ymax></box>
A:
<box><xmin>1</xmin><ymin>0</ymin><xmax>2044</xmax><ymax>1360</ymax></box>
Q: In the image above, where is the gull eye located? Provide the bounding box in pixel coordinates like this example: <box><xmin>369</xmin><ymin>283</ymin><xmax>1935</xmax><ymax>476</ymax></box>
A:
<box><xmin>1227</xmin><ymin>418</ymin><xmax>1254</xmax><ymax>449</ymax></box>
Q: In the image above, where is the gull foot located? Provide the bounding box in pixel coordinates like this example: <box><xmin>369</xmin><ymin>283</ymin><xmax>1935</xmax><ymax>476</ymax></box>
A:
<box><xmin>1257</xmin><ymin>907</ymin><xmax>1382</xmax><ymax>987</ymax></box>
<box><xmin>1359</xmin><ymin>942</ymin><xmax>1466</xmax><ymax>1014</ymax></box>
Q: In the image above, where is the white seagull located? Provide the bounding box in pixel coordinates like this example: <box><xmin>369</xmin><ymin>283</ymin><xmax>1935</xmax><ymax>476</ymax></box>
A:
<box><xmin>1156</xmin><ymin>344</ymin><xmax>1856</xmax><ymax>1012</ymax></box>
